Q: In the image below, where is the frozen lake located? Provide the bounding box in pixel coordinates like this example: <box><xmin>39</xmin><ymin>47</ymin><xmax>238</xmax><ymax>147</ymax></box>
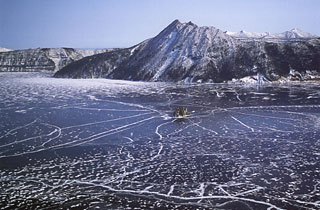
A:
<box><xmin>1</xmin><ymin>72</ymin><xmax>320</xmax><ymax>209</ymax></box>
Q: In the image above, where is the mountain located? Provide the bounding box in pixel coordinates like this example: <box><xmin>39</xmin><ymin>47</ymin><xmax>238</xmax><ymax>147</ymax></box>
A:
<box><xmin>55</xmin><ymin>20</ymin><xmax>238</xmax><ymax>81</ymax></box>
<box><xmin>55</xmin><ymin>20</ymin><xmax>320</xmax><ymax>82</ymax></box>
<box><xmin>111</xmin><ymin>20</ymin><xmax>238</xmax><ymax>82</ymax></box>
<box><xmin>0</xmin><ymin>47</ymin><xmax>13</xmax><ymax>53</ymax></box>
<box><xmin>226</xmin><ymin>28</ymin><xmax>317</xmax><ymax>42</ymax></box>
<box><xmin>0</xmin><ymin>48</ymin><xmax>112</xmax><ymax>72</ymax></box>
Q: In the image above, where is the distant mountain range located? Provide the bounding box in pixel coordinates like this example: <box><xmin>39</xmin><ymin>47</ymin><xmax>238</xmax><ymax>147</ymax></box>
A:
<box><xmin>0</xmin><ymin>48</ymin><xmax>111</xmax><ymax>72</ymax></box>
<box><xmin>226</xmin><ymin>28</ymin><xmax>317</xmax><ymax>41</ymax></box>
<box><xmin>54</xmin><ymin>20</ymin><xmax>320</xmax><ymax>82</ymax></box>
<box><xmin>0</xmin><ymin>47</ymin><xmax>13</xmax><ymax>53</ymax></box>
<box><xmin>1</xmin><ymin>20</ymin><xmax>319</xmax><ymax>83</ymax></box>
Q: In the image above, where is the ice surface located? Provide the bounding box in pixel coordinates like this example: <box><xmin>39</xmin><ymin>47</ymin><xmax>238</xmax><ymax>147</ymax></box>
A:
<box><xmin>1</xmin><ymin>72</ymin><xmax>320</xmax><ymax>209</ymax></box>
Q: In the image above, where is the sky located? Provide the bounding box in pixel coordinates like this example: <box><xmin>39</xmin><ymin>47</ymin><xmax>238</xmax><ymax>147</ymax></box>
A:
<box><xmin>0</xmin><ymin>0</ymin><xmax>319</xmax><ymax>50</ymax></box>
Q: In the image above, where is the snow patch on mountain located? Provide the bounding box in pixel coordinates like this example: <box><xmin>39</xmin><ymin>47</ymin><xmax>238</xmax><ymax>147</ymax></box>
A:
<box><xmin>230</xmin><ymin>73</ymin><xmax>270</xmax><ymax>85</ymax></box>
<box><xmin>226</xmin><ymin>30</ymin><xmax>269</xmax><ymax>38</ymax></box>
<box><xmin>226</xmin><ymin>28</ymin><xmax>317</xmax><ymax>42</ymax></box>
<box><xmin>0</xmin><ymin>47</ymin><xmax>13</xmax><ymax>53</ymax></box>
<box><xmin>153</xmin><ymin>50</ymin><xmax>178</xmax><ymax>81</ymax></box>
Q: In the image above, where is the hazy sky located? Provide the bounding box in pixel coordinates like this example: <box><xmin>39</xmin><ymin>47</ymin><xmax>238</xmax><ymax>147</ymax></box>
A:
<box><xmin>1</xmin><ymin>0</ymin><xmax>319</xmax><ymax>49</ymax></box>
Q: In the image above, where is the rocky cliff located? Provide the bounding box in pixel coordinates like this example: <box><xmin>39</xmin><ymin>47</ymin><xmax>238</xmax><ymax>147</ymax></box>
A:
<box><xmin>0</xmin><ymin>48</ymin><xmax>111</xmax><ymax>72</ymax></box>
<box><xmin>56</xmin><ymin>20</ymin><xmax>320</xmax><ymax>82</ymax></box>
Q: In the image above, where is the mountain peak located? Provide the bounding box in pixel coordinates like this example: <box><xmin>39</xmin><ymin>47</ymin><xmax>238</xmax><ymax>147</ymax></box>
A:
<box><xmin>167</xmin><ymin>19</ymin><xmax>199</xmax><ymax>29</ymax></box>
<box><xmin>186</xmin><ymin>21</ymin><xmax>195</xmax><ymax>26</ymax></box>
<box><xmin>283</xmin><ymin>28</ymin><xmax>316</xmax><ymax>39</ymax></box>
<box><xmin>158</xmin><ymin>19</ymin><xmax>199</xmax><ymax>37</ymax></box>
<box><xmin>170</xmin><ymin>19</ymin><xmax>182</xmax><ymax>26</ymax></box>
<box><xmin>54</xmin><ymin>20</ymin><xmax>320</xmax><ymax>83</ymax></box>
<box><xmin>291</xmin><ymin>28</ymin><xmax>301</xmax><ymax>32</ymax></box>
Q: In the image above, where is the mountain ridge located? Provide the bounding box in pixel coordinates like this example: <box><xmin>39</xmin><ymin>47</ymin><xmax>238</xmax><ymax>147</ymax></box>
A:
<box><xmin>0</xmin><ymin>47</ymin><xmax>13</xmax><ymax>53</ymax></box>
<box><xmin>54</xmin><ymin>20</ymin><xmax>320</xmax><ymax>82</ymax></box>
<box><xmin>226</xmin><ymin>28</ymin><xmax>317</xmax><ymax>42</ymax></box>
<box><xmin>0</xmin><ymin>47</ymin><xmax>112</xmax><ymax>72</ymax></box>
<box><xmin>1</xmin><ymin>20</ymin><xmax>319</xmax><ymax>82</ymax></box>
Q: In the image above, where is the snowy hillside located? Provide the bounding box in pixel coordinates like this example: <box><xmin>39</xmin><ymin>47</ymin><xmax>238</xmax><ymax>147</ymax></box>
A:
<box><xmin>226</xmin><ymin>28</ymin><xmax>317</xmax><ymax>42</ymax></box>
<box><xmin>0</xmin><ymin>47</ymin><xmax>13</xmax><ymax>53</ymax></box>
<box><xmin>55</xmin><ymin>20</ymin><xmax>320</xmax><ymax>83</ymax></box>
<box><xmin>0</xmin><ymin>48</ymin><xmax>111</xmax><ymax>72</ymax></box>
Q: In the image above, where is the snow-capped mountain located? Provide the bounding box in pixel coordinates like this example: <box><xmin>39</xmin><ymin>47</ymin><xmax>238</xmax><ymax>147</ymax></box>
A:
<box><xmin>0</xmin><ymin>48</ymin><xmax>112</xmax><ymax>72</ymax></box>
<box><xmin>0</xmin><ymin>47</ymin><xmax>13</xmax><ymax>52</ymax></box>
<box><xmin>110</xmin><ymin>20</ymin><xmax>238</xmax><ymax>82</ymax></box>
<box><xmin>280</xmin><ymin>28</ymin><xmax>316</xmax><ymax>39</ymax></box>
<box><xmin>55</xmin><ymin>20</ymin><xmax>320</xmax><ymax>82</ymax></box>
<box><xmin>56</xmin><ymin>20</ymin><xmax>239</xmax><ymax>81</ymax></box>
<box><xmin>226</xmin><ymin>28</ymin><xmax>317</xmax><ymax>42</ymax></box>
